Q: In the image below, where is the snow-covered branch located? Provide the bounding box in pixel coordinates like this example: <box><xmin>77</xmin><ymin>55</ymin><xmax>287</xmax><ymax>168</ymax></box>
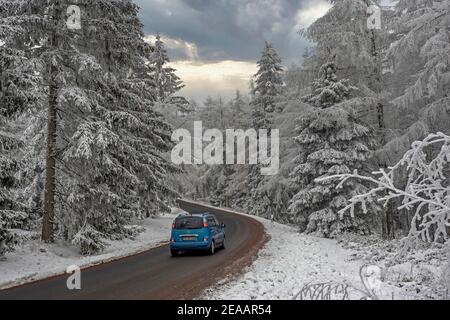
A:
<box><xmin>317</xmin><ymin>132</ymin><xmax>450</xmax><ymax>243</ymax></box>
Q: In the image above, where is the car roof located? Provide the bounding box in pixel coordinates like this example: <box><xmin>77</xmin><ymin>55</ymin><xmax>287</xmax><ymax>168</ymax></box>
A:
<box><xmin>176</xmin><ymin>212</ymin><xmax>212</xmax><ymax>218</ymax></box>
<box><xmin>175</xmin><ymin>212</ymin><xmax>190</xmax><ymax>218</ymax></box>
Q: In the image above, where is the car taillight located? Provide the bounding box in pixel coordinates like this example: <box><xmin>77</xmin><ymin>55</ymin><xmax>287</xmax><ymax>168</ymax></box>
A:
<box><xmin>172</xmin><ymin>223</ymin><xmax>175</xmax><ymax>229</ymax></box>
<box><xmin>203</xmin><ymin>236</ymin><xmax>209</xmax><ymax>242</ymax></box>
<box><xmin>203</xmin><ymin>222</ymin><xmax>208</xmax><ymax>228</ymax></box>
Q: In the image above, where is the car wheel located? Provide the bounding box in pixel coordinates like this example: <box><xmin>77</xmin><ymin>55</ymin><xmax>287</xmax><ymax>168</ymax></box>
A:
<box><xmin>171</xmin><ymin>249</ymin><xmax>179</xmax><ymax>257</ymax></box>
<box><xmin>221</xmin><ymin>237</ymin><xmax>225</xmax><ymax>249</ymax></box>
<box><xmin>209</xmin><ymin>241</ymin><xmax>215</xmax><ymax>255</ymax></box>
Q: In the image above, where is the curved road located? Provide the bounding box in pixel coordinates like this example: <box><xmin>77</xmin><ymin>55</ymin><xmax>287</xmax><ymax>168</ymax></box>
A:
<box><xmin>0</xmin><ymin>199</ymin><xmax>267</xmax><ymax>300</ymax></box>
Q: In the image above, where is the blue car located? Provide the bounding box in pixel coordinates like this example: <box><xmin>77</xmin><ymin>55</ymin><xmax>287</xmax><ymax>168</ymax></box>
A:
<box><xmin>170</xmin><ymin>213</ymin><xmax>226</xmax><ymax>256</ymax></box>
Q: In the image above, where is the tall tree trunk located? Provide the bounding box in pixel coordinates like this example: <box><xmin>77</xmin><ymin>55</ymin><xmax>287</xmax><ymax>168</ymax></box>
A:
<box><xmin>365</xmin><ymin>1</ymin><xmax>392</xmax><ymax>237</ymax></box>
<box><xmin>41</xmin><ymin>0</ymin><xmax>64</xmax><ymax>242</ymax></box>
<box><xmin>42</xmin><ymin>62</ymin><xmax>58</xmax><ymax>242</ymax></box>
<box><xmin>370</xmin><ymin>31</ymin><xmax>385</xmax><ymax>134</ymax></box>
<box><xmin>364</xmin><ymin>0</ymin><xmax>386</xmax><ymax>135</ymax></box>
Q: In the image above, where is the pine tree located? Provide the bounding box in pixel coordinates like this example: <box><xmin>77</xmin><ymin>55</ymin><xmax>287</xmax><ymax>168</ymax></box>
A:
<box><xmin>230</xmin><ymin>90</ymin><xmax>248</xmax><ymax>128</ymax></box>
<box><xmin>0</xmin><ymin>0</ymin><xmax>43</xmax><ymax>255</ymax></box>
<box><xmin>245</xmin><ymin>42</ymin><xmax>283</xmax><ymax>217</ymax></box>
<box><xmin>210</xmin><ymin>165</ymin><xmax>234</xmax><ymax>208</ymax></box>
<box><xmin>0</xmin><ymin>120</ymin><xmax>27</xmax><ymax>255</ymax></box>
<box><xmin>251</xmin><ymin>41</ymin><xmax>283</xmax><ymax>121</ymax></box>
<box><xmin>305</xmin><ymin>0</ymin><xmax>378</xmax><ymax>75</ymax></box>
<box><xmin>289</xmin><ymin>63</ymin><xmax>377</xmax><ymax>237</ymax></box>
<box><xmin>4</xmin><ymin>0</ymin><xmax>179</xmax><ymax>254</ymax></box>
<box><xmin>305</xmin><ymin>0</ymin><xmax>391</xmax><ymax>132</ymax></box>
<box><xmin>148</xmin><ymin>34</ymin><xmax>191</xmax><ymax>115</ymax></box>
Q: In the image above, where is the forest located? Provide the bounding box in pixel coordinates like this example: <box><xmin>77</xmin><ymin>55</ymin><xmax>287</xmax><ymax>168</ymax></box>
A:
<box><xmin>0</xmin><ymin>0</ymin><xmax>449</xmax><ymax>299</ymax></box>
<box><xmin>171</xmin><ymin>0</ymin><xmax>450</xmax><ymax>243</ymax></box>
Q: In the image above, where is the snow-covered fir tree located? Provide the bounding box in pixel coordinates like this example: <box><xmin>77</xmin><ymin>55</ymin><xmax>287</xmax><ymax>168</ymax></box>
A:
<box><xmin>249</xmin><ymin>41</ymin><xmax>281</xmax><ymax>181</ymax></box>
<box><xmin>376</xmin><ymin>0</ymin><xmax>450</xmax><ymax>165</ymax></box>
<box><xmin>230</xmin><ymin>90</ymin><xmax>249</xmax><ymax>128</ymax></box>
<box><xmin>148</xmin><ymin>34</ymin><xmax>192</xmax><ymax>115</ymax></box>
<box><xmin>251</xmin><ymin>41</ymin><xmax>283</xmax><ymax>118</ymax></box>
<box><xmin>0</xmin><ymin>114</ymin><xmax>27</xmax><ymax>255</ymax></box>
<box><xmin>250</xmin><ymin>41</ymin><xmax>283</xmax><ymax>133</ymax></box>
<box><xmin>305</xmin><ymin>0</ymin><xmax>380</xmax><ymax>76</ymax></box>
<box><xmin>243</xmin><ymin>42</ymin><xmax>284</xmax><ymax>218</ymax></box>
<box><xmin>209</xmin><ymin>165</ymin><xmax>235</xmax><ymax>208</ymax></box>
<box><xmin>0</xmin><ymin>0</ymin><xmax>44</xmax><ymax>255</ymax></box>
<box><xmin>289</xmin><ymin>63</ymin><xmax>377</xmax><ymax>237</ymax></box>
<box><xmin>305</xmin><ymin>0</ymin><xmax>392</xmax><ymax>132</ymax></box>
<box><xmin>3</xmin><ymin>0</ymin><xmax>179</xmax><ymax>254</ymax></box>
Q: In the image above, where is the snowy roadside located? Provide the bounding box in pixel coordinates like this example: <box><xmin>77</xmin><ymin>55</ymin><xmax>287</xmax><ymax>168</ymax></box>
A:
<box><xmin>0</xmin><ymin>213</ymin><xmax>176</xmax><ymax>290</ymax></box>
<box><xmin>203</xmin><ymin>213</ymin><xmax>448</xmax><ymax>300</ymax></box>
<box><xmin>338</xmin><ymin>235</ymin><xmax>449</xmax><ymax>300</ymax></box>
<box><xmin>202</xmin><ymin>216</ymin><xmax>365</xmax><ymax>300</ymax></box>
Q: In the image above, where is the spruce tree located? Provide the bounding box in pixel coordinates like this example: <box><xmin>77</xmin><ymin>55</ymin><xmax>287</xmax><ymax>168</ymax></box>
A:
<box><xmin>0</xmin><ymin>0</ymin><xmax>43</xmax><ymax>255</ymax></box>
<box><xmin>148</xmin><ymin>34</ymin><xmax>191</xmax><ymax>115</ymax></box>
<box><xmin>245</xmin><ymin>42</ymin><xmax>283</xmax><ymax>217</ymax></box>
<box><xmin>289</xmin><ymin>63</ymin><xmax>376</xmax><ymax>237</ymax></box>
<box><xmin>305</xmin><ymin>0</ymin><xmax>391</xmax><ymax>133</ymax></box>
<box><xmin>251</xmin><ymin>41</ymin><xmax>283</xmax><ymax>126</ymax></box>
<box><xmin>230</xmin><ymin>90</ymin><xmax>248</xmax><ymax>128</ymax></box>
<box><xmin>0</xmin><ymin>118</ymin><xmax>27</xmax><ymax>255</ymax></box>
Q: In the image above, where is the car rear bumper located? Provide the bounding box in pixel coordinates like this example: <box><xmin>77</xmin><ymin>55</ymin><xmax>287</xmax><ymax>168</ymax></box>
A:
<box><xmin>170</xmin><ymin>241</ymin><xmax>210</xmax><ymax>251</ymax></box>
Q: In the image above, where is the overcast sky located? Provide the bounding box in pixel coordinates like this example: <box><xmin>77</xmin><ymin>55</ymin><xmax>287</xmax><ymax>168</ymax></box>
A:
<box><xmin>134</xmin><ymin>0</ymin><xmax>332</xmax><ymax>102</ymax></box>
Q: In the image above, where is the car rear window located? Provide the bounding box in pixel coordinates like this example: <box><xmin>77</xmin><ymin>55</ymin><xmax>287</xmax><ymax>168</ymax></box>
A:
<box><xmin>174</xmin><ymin>216</ymin><xmax>204</xmax><ymax>230</ymax></box>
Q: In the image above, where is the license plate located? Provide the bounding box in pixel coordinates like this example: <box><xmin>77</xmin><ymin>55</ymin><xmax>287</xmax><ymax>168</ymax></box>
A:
<box><xmin>183</xmin><ymin>236</ymin><xmax>196</xmax><ymax>241</ymax></box>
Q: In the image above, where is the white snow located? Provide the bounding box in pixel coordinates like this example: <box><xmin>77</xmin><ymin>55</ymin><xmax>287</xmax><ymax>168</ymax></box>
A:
<box><xmin>203</xmin><ymin>213</ymin><xmax>448</xmax><ymax>300</ymax></box>
<box><xmin>0</xmin><ymin>213</ymin><xmax>177</xmax><ymax>290</ymax></box>
<box><xmin>203</xmin><ymin>217</ymin><xmax>366</xmax><ymax>300</ymax></box>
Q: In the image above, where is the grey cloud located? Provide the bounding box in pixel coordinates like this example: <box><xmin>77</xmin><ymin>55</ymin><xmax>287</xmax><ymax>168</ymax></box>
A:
<box><xmin>135</xmin><ymin>0</ymin><xmax>314</xmax><ymax>64</ymax></box>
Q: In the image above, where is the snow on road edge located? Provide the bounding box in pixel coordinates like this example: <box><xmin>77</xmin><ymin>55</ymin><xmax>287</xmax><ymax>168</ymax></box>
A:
<box><xmin>0</xmin><ymin>214</ymin><xmax>176</xmax><ymax>290</ymax></box>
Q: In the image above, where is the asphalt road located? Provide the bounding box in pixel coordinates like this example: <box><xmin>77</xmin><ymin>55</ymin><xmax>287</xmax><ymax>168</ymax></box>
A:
<box><xmin>0</xmin><ymin>199</ymin><xmax>266</xmax><ymax>300</ymax></box>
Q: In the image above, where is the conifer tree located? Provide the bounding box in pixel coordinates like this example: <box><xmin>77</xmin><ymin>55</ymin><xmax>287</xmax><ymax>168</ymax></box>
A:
<box><xmin>289</xmin><ymin>63</ymin><xmax>376</xmax><ymax>237</ymax></box>
<box><xmin>0</xmin><ymin>0</ymin><xmax>43</xmax><ymax>255</ymax></box>
<box><xmin>230</xmin><ymin>90</ymin><xmax>248</xmax><ymax>128</ymax></box>
<box><xmin>245</xmin><ymin>42</ymin><xmax>283</xmax><ymax>217</ymax></box>
<box><xmin>148</xmin><ymin>34</ymin><xmax>191</xmax><ymax>115</ymax></box>
<box><xmin>251</xmin><ymin>41</ymin><xmax>283</xmax><ymax>128</ymax></box>
<box><xmin>305</xmin><ymin>0</ymin><xmax>391</xmax><ymax>132</ymax></box>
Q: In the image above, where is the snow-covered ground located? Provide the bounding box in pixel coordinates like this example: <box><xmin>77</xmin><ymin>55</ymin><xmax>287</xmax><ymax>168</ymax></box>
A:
<box><xmin>203</xmin><ymin>217</ymin><xmax>365</xmax><ymax>300</ymax></box>
<box><xmin>203</xmin><ymin>215</ymin><xmax>448</xmax><ymax>300</ymax></box>
<box><xmin>0</xmin><ymin>213</ymin><xmax>176</xmax><ymax>290</ymax></box>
